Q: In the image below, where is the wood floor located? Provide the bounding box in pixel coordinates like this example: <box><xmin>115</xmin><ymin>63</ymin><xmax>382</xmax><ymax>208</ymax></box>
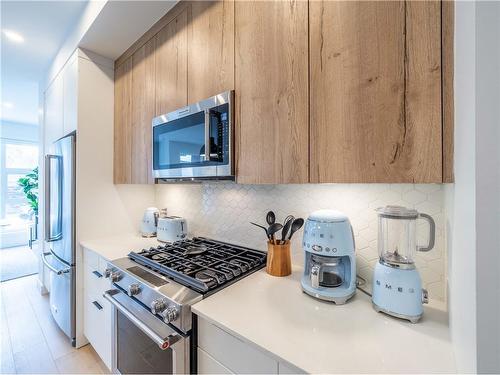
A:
<box><xmin>0</xmin><ymin>275</ymin><xmax>109</xmax><ymax>374</ymax></box>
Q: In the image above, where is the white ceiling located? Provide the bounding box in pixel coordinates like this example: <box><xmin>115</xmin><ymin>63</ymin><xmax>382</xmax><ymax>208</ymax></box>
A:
<box><xmin>1</xmin><ymin>0</ymin><xmax>178</xmax><ymax>126</ymax></box>
<box><xmin>80</xmin><ymin>1</ymin><xmax>177</xmax><ymax>60</ymax></box>
<box><xmin>1</xmin><ymin>1</ymin><xmax>87</xmax><ymax>125</ymax></box>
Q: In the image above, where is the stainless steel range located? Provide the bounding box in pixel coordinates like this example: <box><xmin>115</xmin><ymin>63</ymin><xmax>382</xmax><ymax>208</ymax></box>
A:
<box><xmin>103</xmin><ymin>237</ymin><xmax>266</xmax><ymax>374</ymax></box>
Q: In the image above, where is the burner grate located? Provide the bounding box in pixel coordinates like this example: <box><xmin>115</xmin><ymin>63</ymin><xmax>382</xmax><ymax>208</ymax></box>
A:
<box><xmin>128</xmin><ymin>237</ymin><xmax>266</xmax><ymax>294</ymax></box>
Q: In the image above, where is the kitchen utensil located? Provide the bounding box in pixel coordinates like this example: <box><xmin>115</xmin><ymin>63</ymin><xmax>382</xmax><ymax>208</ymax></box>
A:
<box><xmin>266</xmin><ymin>240</ymin><xmax>292</xmax><ymax>277</ymax></box>
<box><xmin>250</xmin><ymin>222</ymin><xmax>270</xmax><ymax>240</ymax></box>
<box><xmin>372</xmin><ymin>205</ymin><xmax>435</xmax><ymax>323</ymax></box>
<box><xmin>281</xmin><ymin>216</ymin><xmax>294</xmax><ymax>242</ymax></box>
<box><xmin>141</xmin><ymin>207</ymin><xmax>159</xmax><ymax>237</ymax></box>
<box><xmin>157</xmin><ymin>216</ymin><xmax>187</xmax><ymax>243</ymax></box>
<box><xmin>267</xmin><ymin>223</ymin><xmax>283</xmax><ymax>244</ymax></box>
<box><xmin>287</xmin><ymin>218</ymin><xmax>304</xmax><ymax>240</ymax></box>
<box><xmin>301</xmin><ymin>210</ymin><xmax>356</xmax><ymax>304</ymax></box>
<box><xmin>266</xmin><ymin>211</ymin><xmax>276</xmax><ymax>226</ymax></box>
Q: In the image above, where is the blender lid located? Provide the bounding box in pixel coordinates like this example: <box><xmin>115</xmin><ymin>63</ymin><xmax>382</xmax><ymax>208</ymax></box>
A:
<box><xmin>376</xmin><ymin>205</ymin><xmax>419</xmax><ymax>219</ymax></box>
<box><xmin>308</xmin><ymin>209</ymin><xmax>348</xmax><ymax>223</ymax></box>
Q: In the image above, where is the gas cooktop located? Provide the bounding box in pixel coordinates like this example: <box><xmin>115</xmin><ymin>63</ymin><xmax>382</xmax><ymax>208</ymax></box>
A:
<box><xmin>128</xmin><ymin>237</ymin><xmax>267</xmax><ymax>294</ymax></box>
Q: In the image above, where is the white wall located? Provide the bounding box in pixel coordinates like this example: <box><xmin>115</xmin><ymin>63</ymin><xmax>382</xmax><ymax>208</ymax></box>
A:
<box><xmin>448</xmin><ymin>1</ymin><xmax>500</xmax><ymax>372</ymax></box>
<box><xmin>475</xmin><ymin>2</ymin><xmax>500</xmax><ymax>373</ymax></box>
<box><xmin>76</xmin><ymin>51</ymin><xmax>156</xmax><ymax>242</ymax></box>
<box><xmin>447</xmin><ymin>2</ymin><xmax>477</xmax><ymax>372</ymax></box>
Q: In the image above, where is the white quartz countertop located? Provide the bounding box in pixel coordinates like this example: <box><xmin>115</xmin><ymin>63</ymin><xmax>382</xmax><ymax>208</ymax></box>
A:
<box><xmin>192</xmin><ymin>266</ymin><xmax>456</xmax><ymax>374</ymax></box>
<box><xmin>80</xmin><ymin>234</ymin><xmax>162</xmax><ymax>261</ymax></box>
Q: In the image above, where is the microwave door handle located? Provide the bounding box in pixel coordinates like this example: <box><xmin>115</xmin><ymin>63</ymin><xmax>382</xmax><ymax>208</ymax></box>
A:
<box><xmin>204</xmin><ymin>109</ymin><xmax>210</xmax><ymax>162</ymax></box>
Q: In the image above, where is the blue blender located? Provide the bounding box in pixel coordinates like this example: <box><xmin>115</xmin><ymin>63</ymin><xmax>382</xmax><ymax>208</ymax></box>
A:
<box><xmin>372</xmin><ymin>206</ymin><xmax>436</xmax><ymax>323</ymax></box>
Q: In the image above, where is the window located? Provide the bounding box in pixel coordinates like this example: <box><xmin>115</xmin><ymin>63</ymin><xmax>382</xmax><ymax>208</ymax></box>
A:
<box><xmin>0</xmin><ymin>139</ymin><xmax>39</xmax><ymax>248</ymax></box>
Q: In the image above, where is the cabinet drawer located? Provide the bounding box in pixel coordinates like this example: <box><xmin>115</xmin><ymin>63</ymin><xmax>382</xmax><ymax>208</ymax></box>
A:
<box><xmin>198</xmin><ymin>347</ymin><xmax>233</xmax><ymax>374</ymax></box>
<box><xmin>84</xmin><ymin>293</ymin><xmax>112</xmax><ymax>370</ymax></box>
<box><xmin>278</xmin><ymin>361</ymin><xmax>304</xmax><ymax>374</ymax></box>
<box><xmin>198</xmin><ymin>318</ymin><xmax>278</xmax><ymax>374</ymax></box>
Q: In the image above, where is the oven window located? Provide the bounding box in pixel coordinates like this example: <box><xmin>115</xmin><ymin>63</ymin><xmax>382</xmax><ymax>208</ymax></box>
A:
<box><xmin>117</xmin><ymin>311</ymin><xmax>173</xmax><ymax>374</ymax></box>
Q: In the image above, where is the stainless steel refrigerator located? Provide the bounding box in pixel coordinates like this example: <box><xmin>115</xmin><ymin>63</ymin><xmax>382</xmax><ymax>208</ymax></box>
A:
<box><xmin>42</xmin><ymin>132</ymin><xmax>76</xmax><ymax>346</ymax></box>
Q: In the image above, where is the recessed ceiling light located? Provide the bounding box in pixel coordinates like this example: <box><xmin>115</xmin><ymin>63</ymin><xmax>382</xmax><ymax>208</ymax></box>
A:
<box><xmin>2</xmin><ymin>102</ymin><xmax>14</xmax><ymax>109</ymax></box>
<box><xmin>2</xmin><ymin>29</ymin><xmax>24</xmax><ymax>43</ymax></box>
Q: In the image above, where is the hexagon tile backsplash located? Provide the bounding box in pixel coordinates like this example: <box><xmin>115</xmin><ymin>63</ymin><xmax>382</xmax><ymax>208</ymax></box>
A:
<box><xmin>155</xmin><ymin>182</ymin><xmax>447</xmax><ymax>302</ymax></box>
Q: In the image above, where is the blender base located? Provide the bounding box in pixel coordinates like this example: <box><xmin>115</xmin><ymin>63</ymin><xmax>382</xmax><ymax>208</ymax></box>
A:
<box><xmin>371</xmin><ymin>261</ymin><xmax>425</xmax><ymax>322</ymax></box>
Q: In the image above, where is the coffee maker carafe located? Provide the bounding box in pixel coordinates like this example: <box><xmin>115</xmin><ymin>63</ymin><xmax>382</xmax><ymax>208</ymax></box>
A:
<box><xmin>372</xmin><ymin>205</ymin><xmax>435</xmax><ymax>323</ymax></box>
<box><xmin>301</xmin><ymin>210</ymin><xmax>356</xmax><ymax>304</ymax></box>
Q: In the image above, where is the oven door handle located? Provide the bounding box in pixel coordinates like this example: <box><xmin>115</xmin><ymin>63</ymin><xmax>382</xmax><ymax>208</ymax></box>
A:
<box><xmin>104</xmin><ymin>289</ymin><xmax>182</xmax><ymax>350</ymax></box>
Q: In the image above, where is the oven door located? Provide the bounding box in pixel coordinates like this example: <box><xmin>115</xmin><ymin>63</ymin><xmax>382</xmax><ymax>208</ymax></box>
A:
<box><xmin>104</xmin><ymin>289</ymin><xmax>190</xmax><ymax>374</ymax></box>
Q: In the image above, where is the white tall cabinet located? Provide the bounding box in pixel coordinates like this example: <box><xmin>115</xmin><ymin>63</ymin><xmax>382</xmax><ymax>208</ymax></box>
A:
<box><xmin>40</xmin><ymin>49</ymin><xmax>115</xmax><ymax>357</ymax></box>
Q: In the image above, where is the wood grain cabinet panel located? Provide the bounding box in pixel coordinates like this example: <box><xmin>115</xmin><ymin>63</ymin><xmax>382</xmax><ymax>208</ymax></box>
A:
<box><xmin>114</xmin><ymin>58</ymin><xmax>132</xmax><ymax>184</ymax></box>
<box><xmin>310</xmin><ymin>1</ymin><xmax>443</xmax><ymax>183</ymax></box>
<box><xmin>155</xmin><ymin>7</ymin><xmax>188</xmax><ymax>116</ymax></box>
<box><xmin>187</xmin><ymin>0</ymin><xmax>234</xmax><ymax>103</ymax></box>
<box><xmin>235</xmin><ymin>0</ymin><xmax>309</xmax><ymax>184</ymax></box>
<box><xmin>131</xmin><ymin>39</ymin><xmax>156</xmax><ymax>184</ymax></box>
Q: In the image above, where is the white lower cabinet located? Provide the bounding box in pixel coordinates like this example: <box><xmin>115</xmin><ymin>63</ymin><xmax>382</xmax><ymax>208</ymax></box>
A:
<box><xmin>197</xmin><ymin>317</ymin><xmax>302</xmax><ymax>374</ymax></box>
<box><xmin>198</xmin><ymin>348</ymin><xmax>233</xmax><ymax>374</ymax></box>
<box><xmin>83</xmin><ymin>248</ymin><xmax>112</xmax><ymax>370</ymax></box>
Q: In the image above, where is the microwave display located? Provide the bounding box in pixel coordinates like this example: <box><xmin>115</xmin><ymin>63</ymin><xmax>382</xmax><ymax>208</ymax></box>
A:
<box><xmin>152</xmin><ymin>91</ymin><xmax>233</xmax><ymax>180</ymax></box>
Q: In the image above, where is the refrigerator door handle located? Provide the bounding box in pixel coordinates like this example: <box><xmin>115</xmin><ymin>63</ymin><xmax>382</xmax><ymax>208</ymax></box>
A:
<box><xmin>42</xmin><ymin>251</ymin><xmax>70</xmax><ymax>275</ymax></box>
<box><xmin>44</xmin><ymin>154</ymin><xmax>63</xmax><ymax>242</ymax></box>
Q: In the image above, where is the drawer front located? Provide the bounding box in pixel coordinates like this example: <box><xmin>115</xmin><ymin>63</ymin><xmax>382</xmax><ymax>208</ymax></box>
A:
<box><xmin>198</xmin><ymin>318</ymin><xmax>278</xmax><ymax>374</ymax></box>
<box><xmin>278</xmin><ymin>361</ymin><xmax>305</xmax><ymax>374</ymax></box>
<box><xmin>84</xmin><ymin>293</ymin><xmax>112</xmax><ymax>370</ymax></box>
<box><xmin>198</xmin><ymin>347</ymin><xmax>233</xmax><ymax>374</ymax></box>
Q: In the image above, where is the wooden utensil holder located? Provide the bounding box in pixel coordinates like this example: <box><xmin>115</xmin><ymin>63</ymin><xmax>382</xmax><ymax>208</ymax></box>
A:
<box><xmin>266</xmin><ymin>241</ymin><xmax>292</xmax><ymax>277</ymax></box>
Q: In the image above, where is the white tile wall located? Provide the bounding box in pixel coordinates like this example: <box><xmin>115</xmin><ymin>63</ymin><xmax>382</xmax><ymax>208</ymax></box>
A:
<box><xmin>156</xmin><ymin>183</ymin><xmax>447</xmax><ymax>302</ymax></box>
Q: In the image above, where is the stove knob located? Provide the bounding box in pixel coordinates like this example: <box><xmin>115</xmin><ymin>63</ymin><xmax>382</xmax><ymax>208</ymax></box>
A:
<box><xmin>110</xmin><ymin>271</ymin><xmax>122</xmax><ymax>283</ymax></box>
<box><xmin>104</xmin><ymin>268</ymin><xmax>112</xmax><ymax>278</ymax></box>
<box><xmin>127</xmin><ymin>283</ymin><xmax>141</xmax><ymax>297</ymax></box>
<box><xmin>150</xmin><ymin>299</ymin><xmax>167</xmax><ymax>315</ymax></box>
<box><xmin>161</xmin><ymin>306</ymin><xmax>179</xmax><ymax>324</ymax></box>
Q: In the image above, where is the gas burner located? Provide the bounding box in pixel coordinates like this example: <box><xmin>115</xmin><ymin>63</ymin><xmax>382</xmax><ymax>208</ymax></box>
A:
<box><xmin>184</xmin><ymin>244</ymin><xmax>208</xmax><ymax>256</ymax></box>
<box><xmin>195</xmin><ymin>270</ymin><xmax>216</xmax><ymax>283</ymax></box>
<box><xmin>128</xmin><ymin>237</ymin><xmax>266</xmax><ymax>294</ymax></box>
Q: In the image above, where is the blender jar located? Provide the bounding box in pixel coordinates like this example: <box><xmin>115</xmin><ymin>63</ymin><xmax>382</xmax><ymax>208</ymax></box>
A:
<box><xmin>376</xmin><ymin>206</ymin><xmax>435</xmax><ymax>267</ymax></box>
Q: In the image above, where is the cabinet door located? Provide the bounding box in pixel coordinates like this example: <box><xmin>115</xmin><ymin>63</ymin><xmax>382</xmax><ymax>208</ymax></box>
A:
<box><xmin>310</xmin><ymin>1</ymin><xmax>442</xmax><ymax>183</ymax></box>
<box><xmin>63</xmin><ymin>55</ymin><xmax>78</xmax><ymax>135</ymax></box>
<box><xmin>114</xmin><ymin>58</ymin><xmax>132</xmax><ymax>184</ymax></box>
<box><xmin>131</xmin><ymin>39</ymin><xmax>156</xmax><ymax>184</ymax></box>
<box><xmin>235</xmin><ymin>0</ymin><xmax>309</xmax><ymax>184</ymax></box>
<box><xmin>155</xmin><ymin>7</ymin><xmax>188</xmax><ymax>115</ymax></box>
<box><xmin>44</xmin><ymin>73</ymin><xmax>64</xmax><ymax>146</ymax></box>
<box><xmin>187</xmin><ymin>0</ymin><xmax>234</xmax><ymax>103</ymax></box>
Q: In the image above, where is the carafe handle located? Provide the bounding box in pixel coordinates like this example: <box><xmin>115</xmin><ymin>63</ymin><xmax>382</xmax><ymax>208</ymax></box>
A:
<box><xmin>311</xmin><ymin>264</ymin><xmax>321</xmax><ymax>288</ymax></box>
<box><xmin>417</xmin><ymin>213</ymin><xmax>435</xmax><ymax>252</ymax></box>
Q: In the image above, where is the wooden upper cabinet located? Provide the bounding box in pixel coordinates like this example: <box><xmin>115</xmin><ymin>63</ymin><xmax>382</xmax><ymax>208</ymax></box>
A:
<box><xmin>114</xmin><ymin>58</ymin><xmax>132</xmax><ymax>184</ymax></box>
<box><xmin>235</xmin><ymin>0</ymin><xmax>309</xmax><ymax>184</ymax></box>
<box><xmin>187</xmin><ymin>0</ymin><xmax>234</xmax><ymax>103</ymax></box>
<box><xmin>309</xmin><ymin>1</ymin><xmax>443</xmax><ymax>183</ymax></box>
<box><xmin>155</xmin><ymin>7</ymin><xmax>188</xmax><ymax>116</ymax></box>
<box><xmin>131</xmin><ymin>39</ymin><xmax>156</xmax><ymax>184</ymax></box>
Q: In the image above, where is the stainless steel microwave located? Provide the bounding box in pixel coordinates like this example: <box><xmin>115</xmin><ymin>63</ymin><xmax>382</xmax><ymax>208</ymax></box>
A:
<box><xmin>152</xmin><ymin>91</ymin><xmax>234</xmax><ymax>181</ymax></box>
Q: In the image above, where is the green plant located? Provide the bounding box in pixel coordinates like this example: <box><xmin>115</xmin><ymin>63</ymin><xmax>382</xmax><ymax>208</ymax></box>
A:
<box><xmin>18</xmin><ymin>167</ymin><xmax>38</xmax><ymax>216</ymax></box>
